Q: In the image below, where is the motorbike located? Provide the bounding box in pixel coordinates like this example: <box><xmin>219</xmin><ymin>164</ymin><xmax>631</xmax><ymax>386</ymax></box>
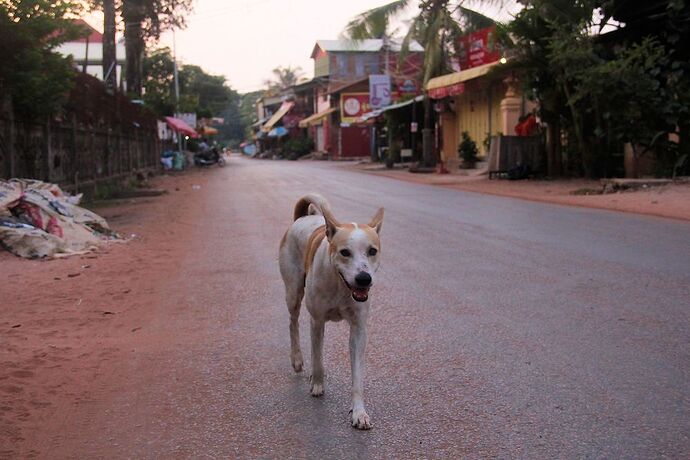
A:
<box><xmin>193</xmin><ymin>147</ymin><xmax>225</xmax><ymax>167</ymax></box>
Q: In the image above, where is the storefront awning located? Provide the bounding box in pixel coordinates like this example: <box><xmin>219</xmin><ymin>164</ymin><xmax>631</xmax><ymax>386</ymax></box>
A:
<box><xmin>261</xmin><ymin>102</ymin><xmax>294</xmax><ymax>133</ymax></box>
<box><xmin>426</xmin><ymin>61</ymin><xmax>502</xmax><ymax>99</ymax></box>
<box><xmin>251</xmin><ymin>117</ymin><xmax>268</xmax><ymax>128</ymax></box>
<box><xmin>198</xmin><ymin>126</ymin><xmax>218</xmax><ymax>136</ymax></box>
<box><xmin>358</xmin><ymin>95</ymin><xmax>424</xmax><ymax>122</ymax></box>
<box><xmin>164</xmin><ymin>116</ymin><xmax>199</xmax><ymax>138</ymax></box>
<box><xmin>268</xmin><ymin>126</ymin><xmax>288</xmax><ymax>138</ymax></box>
<box><xmin>298</xmin><ymin>107</ymin><xmax>336</xmax><ymax>128</ymax></box>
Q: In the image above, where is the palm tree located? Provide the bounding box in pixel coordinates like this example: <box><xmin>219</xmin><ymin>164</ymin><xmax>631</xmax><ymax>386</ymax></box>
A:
<box><xmin>344</xmin><ymin>0</ymin><xmax>498</xmax><ymax>167</ymax></box>
<box><xmin>263</xmin><ymin>65</ymin><xmax>304</xmax><ymax>95</ymax></box>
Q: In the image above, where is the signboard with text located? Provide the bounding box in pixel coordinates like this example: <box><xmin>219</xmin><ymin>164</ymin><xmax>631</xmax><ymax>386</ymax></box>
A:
<box><xmin>369</xmin><ymin>75</ymin><xmax>391</xmax><ymax>110</ymax></box>
<box><xmin>340</xmin><ymin>93</ymin><xmax>371</xmax><ymax>124</ymax></box>
<box><xmin>457</xmin><ymin>26</ymin><xmax>500</xmax><ymax>70</ymax></box>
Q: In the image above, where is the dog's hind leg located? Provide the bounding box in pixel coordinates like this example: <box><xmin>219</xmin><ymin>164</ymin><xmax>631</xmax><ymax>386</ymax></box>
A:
<box><xmin>309</xmin><ymin>317</ymin><xmax>325</xmax><ymax>397</ymax></box>
<box><xmin>286</xmin><ymin>284</ymin><xmax>304</xmax><ymax>373</ymax></box>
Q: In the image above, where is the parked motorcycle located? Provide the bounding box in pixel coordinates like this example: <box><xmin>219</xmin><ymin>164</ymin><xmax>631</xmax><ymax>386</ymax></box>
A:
<box><xmin>194</xmin><ymin>147</ymin><xmax>225</xmax><ymax>167</ymax></box>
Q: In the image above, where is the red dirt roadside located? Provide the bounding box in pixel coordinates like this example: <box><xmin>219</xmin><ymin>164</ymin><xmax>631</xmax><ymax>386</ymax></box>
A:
<box><xmin>349</xmin><ymin>163</ymin><xmax>690</xmax><ymax>221</ymax></box>
<box><xmin>0</xmin><ymin>171</ymin><xmax>208</xmax><ymax>458</ymax></box>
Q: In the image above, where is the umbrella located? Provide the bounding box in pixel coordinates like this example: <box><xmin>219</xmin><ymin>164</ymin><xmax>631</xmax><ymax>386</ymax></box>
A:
<box><xmin>268</xmin><ymin>126</ymin><xmax>288</xmax><ymax>138</ymax></box>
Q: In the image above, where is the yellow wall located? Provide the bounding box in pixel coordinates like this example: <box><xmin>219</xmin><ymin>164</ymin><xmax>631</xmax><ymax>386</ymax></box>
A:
<box><xmin>453</xmin><ymin>80</ymin><xmax>505</xmax><ymax>157</ymax></box>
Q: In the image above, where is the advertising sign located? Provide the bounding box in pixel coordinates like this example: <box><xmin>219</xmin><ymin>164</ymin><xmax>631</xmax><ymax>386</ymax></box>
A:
<box><xmin>369</xmin><ymin>75</ymin><xmax>391</xmax><ymax>109</ymax></box>
<box><xmin>457</xmin><ymin>26</ymin><xmax>500</xmax><ymax>70</ymax></box>
<box><xmin>340</xmin><ymin>93</ymin><xmax>371</xmax><ymax>124</ymax></box>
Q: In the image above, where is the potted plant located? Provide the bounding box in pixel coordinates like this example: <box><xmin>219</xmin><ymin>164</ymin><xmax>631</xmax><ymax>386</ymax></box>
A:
<box><xmin>458</xmin><ymin>131</ymin><xmax>479</xmax><ymax>169</ymax></box>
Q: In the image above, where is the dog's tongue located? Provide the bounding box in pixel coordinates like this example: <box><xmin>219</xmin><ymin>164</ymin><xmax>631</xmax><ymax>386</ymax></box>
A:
<box><xmin>352</xmin><ymin>289</ymin><xmax>369</xmax><ymax>302</ymax></box>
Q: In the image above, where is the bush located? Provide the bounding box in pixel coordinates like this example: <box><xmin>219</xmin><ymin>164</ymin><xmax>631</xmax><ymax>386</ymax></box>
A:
<box><xmin>284</xmin><ymin>137</ymin><xmax>314</xmax><ymax>160</ymax></box>
<box><xmin>458</xmin><ymin>131</ymin><xmax>479</xmax><ymax>167</ymax></box>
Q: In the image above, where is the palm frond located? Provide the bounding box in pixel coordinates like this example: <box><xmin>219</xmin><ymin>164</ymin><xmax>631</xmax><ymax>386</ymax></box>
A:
<box><xmin>343</xmin><ymin>0</ymin><xmax>410</xmax><ymax>40</ymax></box>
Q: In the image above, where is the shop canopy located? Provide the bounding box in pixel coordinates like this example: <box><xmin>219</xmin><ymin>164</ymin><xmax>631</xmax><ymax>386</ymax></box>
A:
<box><xmin>164</xmin><ymin>116</ymin><xmax>199</xmax><ymax>138</ymax></box>
<box><xmin>261</xmin><ymin>102</ymin><xmax>294</xmax><ymax>133</ymax></box>
<box><xmin>198</xmin><ymin>126</ymin><xmax>219</xmax><ymax>136</ymax></box>
<box><xmin>298</xmin><ymin>107</ymin><xmax>336</xmax><ymax>128</ymax></box>
<box><xmin>268</xmin><ymin>126</ymin><xmax>288</xmax><ymax>138</ymax></box>
<box><xmin>426</xmin><ymin>61</ymin><xmax>501</xmax><ymax>99</ymax></box>
<box><xmin>357</xmin><ymin>95</ymin><xmax>424</xmax><ymax>122</ymax></box>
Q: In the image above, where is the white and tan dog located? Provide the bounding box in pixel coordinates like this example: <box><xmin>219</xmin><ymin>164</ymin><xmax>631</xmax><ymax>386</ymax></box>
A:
<box><xmin>279</xmin><ymin>194</ymin><xmax>383</xmax><ymax>430</ymax></box>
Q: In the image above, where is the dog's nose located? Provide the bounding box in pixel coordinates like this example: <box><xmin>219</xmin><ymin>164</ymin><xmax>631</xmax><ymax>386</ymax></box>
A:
<box><xmin>355</xmin><ymin>272</ymin><xmax>372</xmax><ymax>287</ymax></box>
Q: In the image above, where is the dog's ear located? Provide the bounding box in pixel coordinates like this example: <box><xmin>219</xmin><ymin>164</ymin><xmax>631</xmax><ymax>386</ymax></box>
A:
<box><xmin>322</xmin><ymin>207</ymin><xmax>340</xmax><ymax>241</ymax></box>
<box><xmin>368</xmin><ymin>207</ymin><xmax>384</xmax><ymax>234</ymax></box>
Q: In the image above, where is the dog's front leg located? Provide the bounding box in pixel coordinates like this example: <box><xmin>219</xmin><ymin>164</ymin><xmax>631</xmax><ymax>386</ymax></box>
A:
<box><xmin>349</xmin><ymin>321</ymin><xmax>372</xmax><ymax>429</ymax></box>
<box><xmin>309</xmin><ymin>318</ymin><xmax>325</xmax><ymax>397</ymax></box>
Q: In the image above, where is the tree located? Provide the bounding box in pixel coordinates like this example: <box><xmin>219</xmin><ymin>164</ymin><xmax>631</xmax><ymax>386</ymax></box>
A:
<box><xmin>344</xmin><ymin>0</ymin><xmax>497</xmax><ymax>167</ymax></box>
<box><xmin>0</xmin><ymin>0</ymin><xmax>84</xmax><ymax>118</ymax></box>
<box><xmin>120</xmin><ymin>0</ymin><xmax>193</xmax><ymax>98</ymax></box>
<box><xmin>102</xmin><ymin>0</ymin><xmax>117</xmax><ymax>92</ymax></box>
<box><xmin>142</xmin><ymin>47</ymin><xmax>236</xmax><ymax>118</ymax></box>
<box><xmin>501</xmin><ymin>0</ymin><xmax>690</xmax><ymax>177</ymax></box>
<box><xmin>263</xmin><ymin>66</ymin><xmax>304</xmax><ymax>95</ymax></box>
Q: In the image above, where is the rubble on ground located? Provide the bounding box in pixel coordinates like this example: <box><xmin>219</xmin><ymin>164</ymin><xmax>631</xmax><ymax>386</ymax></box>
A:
<box><xmin>0</xmin><ymin>179</ymin><xmax>121</xmax><ymax>259</ymax></box>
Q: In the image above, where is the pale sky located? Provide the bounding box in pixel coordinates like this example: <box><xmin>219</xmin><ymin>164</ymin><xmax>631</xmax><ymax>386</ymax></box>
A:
<box><xmin>86</xmin><ymin>0</ymin><xmax>520</xmax><ymax>94</ymax></box>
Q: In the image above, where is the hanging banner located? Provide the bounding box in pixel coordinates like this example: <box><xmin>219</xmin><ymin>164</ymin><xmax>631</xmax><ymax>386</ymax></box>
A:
<box><xmin>369</xmin><ymin>75</ymin><xmax>391</xmax><ymax>110</ymax></box>
<box><xmin>457</xmin><ymin>25</ymin><xmax>500</xmax><ymax>70</ymax></box>
<box><xmin>340</xmin><ymin>93</ymin><xmax>371</xmax><ymax>124</ymax></box>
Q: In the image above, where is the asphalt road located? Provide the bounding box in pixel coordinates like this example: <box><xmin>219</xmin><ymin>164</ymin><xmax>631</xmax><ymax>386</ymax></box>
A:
<box><xmin>44</xmin><ymin>157</ymin><xmax>690</xmax><ymax>458</ymax></box>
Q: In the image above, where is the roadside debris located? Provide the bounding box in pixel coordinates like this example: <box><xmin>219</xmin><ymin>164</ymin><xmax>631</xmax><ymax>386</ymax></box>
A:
<box><xmin>0</xmin><ymin>179</ymin><xmax>122</xmax><ymax>259</ymax></box>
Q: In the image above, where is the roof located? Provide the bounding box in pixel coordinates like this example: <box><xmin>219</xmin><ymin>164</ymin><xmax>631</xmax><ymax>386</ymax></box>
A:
<box><xmin>425</xmin><ymin>61</ymin><xmax>503</xmax><ymax>91</ymax></box>
<box><xmin>327</xmin><ymin>77</ymin><xmax>370</xmax><ymax>95</ymax></box>
<box><xmin>310</xmin><ymin>39</ymin><xmax>424</xmax><ymax>58</ymax></box>
<box><xmin>70</xmin><ymin>19</ymin><xmax>103</xmax><ymax>43</ymax></box>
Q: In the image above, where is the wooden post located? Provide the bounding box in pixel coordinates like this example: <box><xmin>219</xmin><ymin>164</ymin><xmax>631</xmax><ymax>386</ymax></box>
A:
<box><xmin>70</xmin><ymin>115</ymin><xmax>78</xmax><ymax>185</ymax></box>
<box><xmin>4</xmin><ymin>95</ymin><xmax>17</xmax><ymax>178</ymax></box>
<box><xmin>43</xmin><ymin>117</ymin><xmax>52</xmax><ymax>182</ymax></box>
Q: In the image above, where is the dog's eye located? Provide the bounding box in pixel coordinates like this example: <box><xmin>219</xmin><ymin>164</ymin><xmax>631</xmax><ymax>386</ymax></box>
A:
<box><xmin>340</xmin><ymin>249</ymin><xmax>351</xmax><ymax>257</ymax></box>
<box><xmin>368</xmin><ymin>247</ymin><xmax>378</xmax><ymax>256</ymax></box>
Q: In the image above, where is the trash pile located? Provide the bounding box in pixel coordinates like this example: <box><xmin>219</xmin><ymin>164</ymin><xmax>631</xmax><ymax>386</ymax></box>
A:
<box><xmin>0</xmin><ymin>179</ymin><xmax>121</xmax><ymax>259</ymax></box>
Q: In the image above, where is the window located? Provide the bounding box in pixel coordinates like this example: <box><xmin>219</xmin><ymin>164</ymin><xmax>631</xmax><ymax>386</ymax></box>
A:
<box><xmin>355</xmin><ymin>55</ymin><xmax>365</xmax><ymax>76</ymax></box>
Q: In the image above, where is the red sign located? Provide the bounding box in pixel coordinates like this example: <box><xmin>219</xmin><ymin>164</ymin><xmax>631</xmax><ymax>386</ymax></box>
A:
<box><xmin>458</xmin><ymin>26</ymin><xmax>500</xmax><ymax>70</ymax></box>
<box><xmin>428</xmin><ymin>83</ymin><xmax>465</xmax><ymax>100</ymax></box>
<box><xmin>340</xmin><ymin>93</ymin><xmax>371</xmax><ymax>124</ymax></box>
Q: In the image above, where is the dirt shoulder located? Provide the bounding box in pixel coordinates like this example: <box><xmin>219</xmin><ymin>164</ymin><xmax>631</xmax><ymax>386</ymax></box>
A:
<box><xmin>0</xmin><ymin>169</ymin><xmax>211</xmax><ymax>458</ymax></box>
<box><xmin>346</xmin><ymin>163</ymin><xmax>690</xmax><ymax>222</ymax></box>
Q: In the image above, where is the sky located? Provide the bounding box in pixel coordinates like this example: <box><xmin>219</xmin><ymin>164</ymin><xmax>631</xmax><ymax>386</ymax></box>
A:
<box><xmin>87</xmin><ymin>0</ymin><xmax>520</xmax><ymax>94</ymax></box>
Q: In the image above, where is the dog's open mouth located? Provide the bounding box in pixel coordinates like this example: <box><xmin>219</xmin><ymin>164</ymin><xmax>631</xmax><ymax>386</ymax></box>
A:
<box><xmin>338</xmin><ymin>272</ymin><xmax>369</xmax><ymax>302</ymax></box>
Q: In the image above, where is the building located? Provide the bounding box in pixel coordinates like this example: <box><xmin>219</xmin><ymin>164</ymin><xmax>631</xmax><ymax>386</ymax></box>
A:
<box><xmin>309</xmin><ymin>39</ymin><xmax>425</xmax><ymax>159</ymax></box>
<box><xmin>55</xmin><ymin>20</ymin><xmax>125</xmax><ymax>86</ymax></box>
<box><xmin>425</xmin><ymin>26</ymin><xmax>536</xmax><ymax>172</ymax></box>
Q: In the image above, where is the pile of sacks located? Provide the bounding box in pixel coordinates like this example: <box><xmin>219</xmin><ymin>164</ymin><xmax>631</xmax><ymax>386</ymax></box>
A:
<box><xmin>0</xmin><ymin>179</ymin><xmax>121</xmax><ymax>259</ymax></box>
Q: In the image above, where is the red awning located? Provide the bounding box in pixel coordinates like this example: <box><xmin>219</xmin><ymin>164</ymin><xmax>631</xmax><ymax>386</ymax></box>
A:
<box><xmin>428</xmin><ymin>82</ymin><xmax>465</xmax><ymax>100</ymax></box>
<box><xmin>165</xmin><ymin>116</ymin><xmax>199</xmax><ymax>138</ymax></box>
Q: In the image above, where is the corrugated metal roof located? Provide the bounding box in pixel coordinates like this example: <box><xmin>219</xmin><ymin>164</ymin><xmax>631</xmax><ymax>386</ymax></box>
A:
<box><xmin>311</xmin><ymin>39</ymin><xmax>424</xmax><ymax>57</ymax></box>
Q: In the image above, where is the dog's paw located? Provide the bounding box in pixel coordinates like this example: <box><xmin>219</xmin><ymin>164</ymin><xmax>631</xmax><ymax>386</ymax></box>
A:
<box><xmin>309</xmin><ymin>375</ymin><xmax>324</xmax><ymax>397</ymax></box>
<box><xmin>350</xmin><ymin>409</ymin><xmax>372</xmax><ymax>430</ymax></box>
<box><xmin>291</xmin><ymin>353</ymin><xmax>303</xmax><ymax>373</ymax></box>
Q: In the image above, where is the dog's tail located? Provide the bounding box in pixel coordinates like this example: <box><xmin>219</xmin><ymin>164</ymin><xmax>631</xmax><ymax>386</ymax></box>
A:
<box><xmin>293</xmin><ymin>194</ymin><xmax>331</xmax><ymax>221</ymax></box>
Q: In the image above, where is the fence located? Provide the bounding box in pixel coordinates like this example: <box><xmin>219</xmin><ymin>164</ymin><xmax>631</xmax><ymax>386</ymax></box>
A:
<box><xmin>0</xmin><ymin>73</ymin><xmax>161</xmax><ymax>189</ymax></box>
<box><xmin>488</xmin><ymin>134</ymin><xmax>546</xmax><ymax>178</ymax></box>
<box><xmin>0</xmin><ymin>115</ymin><xmax>160</xmax><ymax>189</ymax></box>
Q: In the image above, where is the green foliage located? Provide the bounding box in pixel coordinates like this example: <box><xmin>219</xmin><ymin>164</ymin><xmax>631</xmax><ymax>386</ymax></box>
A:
<box><xmin>142</xmin><ymin>47</ymin><xmax>176</xmax><ymax>115</ymax></box>
<box><xmin>284</xmin><ymin>137</ymin><xmax>314</xmax><ymax>160</ymax></box>
<box><xmin>458</xmin><ymin>131</ymin><xmax>478</xmax><ymax>163</ymax></box>
<box><xmin>0</xmin><ymin>0</ymin><xmax>84</xmax><ymax>118</ymax></box>
<box><xmin>501</xmin><ymin>0</ymin><xmax>690</xmax><ymax>177</ymax></box>
<box><xmin>142</xmin><ymin>47</ymin><xmax>237</xmax><ymax>117</ymax></box>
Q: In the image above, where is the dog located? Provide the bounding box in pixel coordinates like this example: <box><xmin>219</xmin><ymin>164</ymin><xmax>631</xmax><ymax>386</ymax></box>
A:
<box><xmin>278</xmin><ymin>194</ymin><xmax>384</xmax><ymax>430</ymax></box>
